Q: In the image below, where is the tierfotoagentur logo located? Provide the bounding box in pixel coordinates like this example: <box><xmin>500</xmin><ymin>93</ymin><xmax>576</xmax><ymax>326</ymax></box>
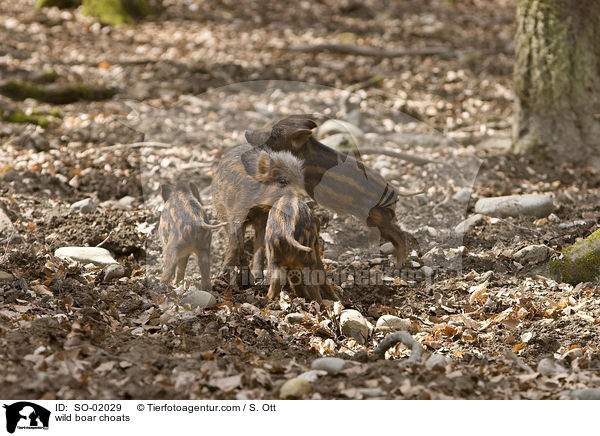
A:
<box><xmin>3</xmin><ymin>402</ymin><xmax>50</xmax><ymax>434</ymax></box>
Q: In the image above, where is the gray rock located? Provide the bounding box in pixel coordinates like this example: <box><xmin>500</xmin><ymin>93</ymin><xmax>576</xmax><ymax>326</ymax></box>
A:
<box><xmin>425</xmin><ymin>353</ymin><xmax>450</xmax><ymax>370</ymax></box>
<box><xmin>240</xmin><ymin>303</ymin><xmax>261</xmax><ymax>316</ymax></box>
<box><xmin>285</xmin><ymin>313</ymin><xmax>305</xmax><ymax>324</ymax></box>
<box><xmin>116</xmin><ymin>196</ymin><xmax>136</xmax><ymax>210</ymax></box>
<box><xmin>311</xmin><ymin>357</ymin><xmax>349</xmax><ymax>375</ymax></box>
<box><xmin>421</xmin><ymin>266</ymin><xmax>434</xmax><ymax>278</ymax></box>
<box><xmin>570</xmin><ymin>388</ymin><xmax>600</xmax><ymax>400</ymax></box>
<box><xmin>455</xmin><ymin>214</ymin><xmax>483</xmax><ymax>236</ymax></box>
<box><xmin>357</xmin><ymin>387</ymin><xmax>385</xmax><ymax>398</ymax></box>
<box><xmin>103</xmin><ymin>263</ymin><xmax>125</xmax><ymax>281</ymax></box>
<box><xmin>380</xmin><ymin>242</ymin><xmax>395</xmax><ymax>255</ymax></box>
<box><xmin>375</xmin><ymin>315</ymin><xmax>411</xmax><ymax>332</ymax></box>
<box><xmin>181</xmin><ymin>290</ymin><xmax>216</xmax><ymax>309</ymax></box>
<box><xmin>0</xmin><ymin>270</ymin><xmax>14</xmax><ymax>281</ymax></box>
<box><xmin>70</xmin><ymin>198</ymin><xmax>97</xmax><ymax>213</ymax></box>
<box><xmin>317</xmin><ymin>119</ymin><xmax>363</xmax><ymax>139</ymax></box>
<box><xmin>474</xmin><ymin>194</ymin><xmax>554</xmax><ymax>218</ymax></box>
<box><xmin>55</xmin><ymin>247</ymin><xmax>118</xmax><ymax>266</ymax></box>
<box><xmin>279</xmin><ymin>377</ymin><xmax>312</xmax><ymax>399</ymax></box>
<box><xmin>513</xmin><ymin>244</ymin><xmax>551</xmax><ymax>264</ymax></box>
<box><xmin>340</xmin><ymin>309</ymin><xmax>373</xmax><ymax>344</ymax></box>
<box><xmin>537</xmin><ymin>358</ymin><xmax>565</xmax><ymax>376</ymax></box>
<box><xmin>453</xmin><ymin>189</ymin><xmax>472</xmax><ymax>204</ymax></box>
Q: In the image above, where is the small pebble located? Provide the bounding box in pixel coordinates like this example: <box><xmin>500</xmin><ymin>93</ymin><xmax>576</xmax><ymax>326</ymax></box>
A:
<box><xmin>103</xmin><ymin>264</ymin><xmax>125</xmax><ymax>281</ymax></box>
<box><xmin>375</xmin><ymin>315</ymin><xmax>411</xmax><ymax>332</ymax></box>
<box><xmin>0</xmin><ymin>270</ymin><xmax>14</xmax><ymax>281</ymax></box>
<box><xmin>537</xmin><ymin>358</ymin><xmax>565</xmax><ymax>376</ymax></box>
<box><xmin>380</xmin><ymin>242</ymin><xmax>394</xmax><ymax>255</ymax></box>
<box><xmin>425</xmin><ymin>353</ymin><xmax>449</xmax><ymax>370</ymax></box>
<box><xmin>340</xmin><ymin>309</ymin><xmax>372</xmax><ymax>344</ymax></box>
<box><xmin>570</xmin><ymin>388</ymin><xmax>600</xmax><ymax>400</ymax></box>
<box><xmin>285</xmin><ymin>313</ymin><xmax>305</xmax><ymax>324</ymax></box>
<box><xmin>311</xmin><ymin>357</ymin><xmax>349</xmax><ymax>375</ymax></box>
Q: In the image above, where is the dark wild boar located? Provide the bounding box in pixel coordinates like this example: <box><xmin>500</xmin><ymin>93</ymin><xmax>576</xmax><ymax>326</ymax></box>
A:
<box><xmin>159</xmin><ymin>182</ymin><xmax>224</xmax><ymax>290</ymax></box>
<box><xmin>266</xmin><ymin>191</ymin><xmax>338</xmax><ymax>303</ymax></box>
<box><xmin>245</xmin><ymin>116</ymin><xmax>412</xmax><ymax>267</ymax></box>
<box><xmin>211</xmin><ymin>144</ymin><xmax>307</xmax><ymax>279</ymax></box>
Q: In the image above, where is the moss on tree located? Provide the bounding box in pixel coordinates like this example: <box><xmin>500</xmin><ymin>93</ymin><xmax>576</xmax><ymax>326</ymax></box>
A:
<box><xmin>550</xmin><ymin>228</ymin><xmax>600</xmax><ymax>284</ymax></box>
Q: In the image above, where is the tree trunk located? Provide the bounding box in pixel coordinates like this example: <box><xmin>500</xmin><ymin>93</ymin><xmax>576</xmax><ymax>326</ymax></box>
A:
<box><xmin>512</xmin><ymin>0</ymin><xmax>600</xmax><ymax>167</ymax></box>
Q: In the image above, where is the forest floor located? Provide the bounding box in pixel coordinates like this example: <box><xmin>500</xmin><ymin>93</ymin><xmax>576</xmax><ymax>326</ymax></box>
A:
<box><xmin>1</xmin><ymin>0</ymin><xmax>599</xmax><ymax>400</ymax></box>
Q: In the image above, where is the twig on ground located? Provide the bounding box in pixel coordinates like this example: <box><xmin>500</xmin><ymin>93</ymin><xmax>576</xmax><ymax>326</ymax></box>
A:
<box><xmin>289</xmin><ymin>44</ymin><xmax>455</xmax><ymax>59</ymax></box>
<box><xmin>357</xmin><ymin>147</ymin><xmax>437</xmax><ymax>166</ymax></box>
<box><xmin>99</xmin><ymin>142</ymin><xmax>171</xmax><ymax>152</ymax></box>
<box><xmin>495</xmin><ymin>217</ymin><xmax>542</xmax><ymax>234</ymax></box>
<box><xmin>96</xmin><ymin>230</ymin><xmax>114</xmax><ymax>248</ymax></box>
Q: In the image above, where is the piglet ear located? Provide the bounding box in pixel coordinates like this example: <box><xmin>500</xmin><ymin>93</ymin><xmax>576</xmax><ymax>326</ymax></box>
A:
<box><xmin>188</xmin><ymin>182</ymin><xmax>201</xmax><ymax>203</ymax></box>
<box><xmin>255</xmin><ymin>151</ymin><xmax>272</xmax><ymax>182</ymax></box>
<box><xmin>160</xmin><ymin>184</ymin><xmax>172</xmax><ymax>202</ymax></box>
<box><xmin>291</xmin><ymin>129</ymin><xmax>312</xmax><ymax>149</ymax></box>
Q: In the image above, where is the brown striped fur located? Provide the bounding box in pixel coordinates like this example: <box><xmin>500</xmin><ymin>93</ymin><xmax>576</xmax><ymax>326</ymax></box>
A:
<box><xmin>159</xmin><ymin>182</ymin><xmax>222</xmax><ymax>290</ymax></box>
<box><xmin>265</xmin><ymin>192</ymin><xmax>338</xmax><ymax>303</ymax></box>
<box><xmin>246</xmin><ymin>116</ymin><xmax>411</xmax><ymax>267</ymax></box>
<box><xmin>211</xmin><ymin>144</ymin><xmax>307</xmax><ymax>279</ymax></box>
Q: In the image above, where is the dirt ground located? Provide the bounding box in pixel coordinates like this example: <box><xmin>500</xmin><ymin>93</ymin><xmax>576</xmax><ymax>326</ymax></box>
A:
<box><xmin>1</xmin><ymin>0</ymin><xmax>599</xmax><ymax>400</ymax></box>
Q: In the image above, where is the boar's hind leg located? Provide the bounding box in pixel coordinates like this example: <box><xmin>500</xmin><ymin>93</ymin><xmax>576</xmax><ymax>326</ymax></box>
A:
<box><xmin>222</xmin><ymin>221</ymin><xmax>244</xmax><ymax>269</ymax></box>
<box><xmin>161</xmin><ymin>243</ymin><xmax>178</xmax><ymax>284</ymax></box>
<box><xmin>174</xmin><ymin>254</ymin><xmax>190</xmax><ymax>284</ymax></box>
<box><xmin>196</xmin><ymin>249</ymin><xmax>211</xmax><ymax>291</ymax></box>
<box><xmin>368</xmin><ymin>207</ymin><xmax>408</xmax><ymax>268</ymax></box>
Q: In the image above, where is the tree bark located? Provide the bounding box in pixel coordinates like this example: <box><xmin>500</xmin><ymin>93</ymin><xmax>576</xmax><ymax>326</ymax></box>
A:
<box><xmin>512</xmin><ymin>0</ymin><xmax>600</xmax><ymax>167</ymax></box>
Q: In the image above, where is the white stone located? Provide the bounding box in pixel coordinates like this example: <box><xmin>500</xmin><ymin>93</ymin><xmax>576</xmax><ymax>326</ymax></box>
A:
<box><xmin>375</xmin><ymin>315</ymin><xmax>411</xmax><ymax>332</ymax></box>
<box><xmin>340</xmin><ymin>309</ymin><xmax>372</xmax><ymax>344</ymax></box>
<box><xmin>117</xmin><ymin>196</ymin><xmax>136</xmax><ymax>209</ymax></box>
<box><xmin>279</xmin><ymin>377</ymin><xmax>312</xmax><ymax>399</ymax></box>
<box><xmin>55</xmin><ymin>247</ymin><xmax>117</xmax><ymax>266</ymax></box>
<box><xmin>70</xmin><ymin>198</ymin><xmax>97</xmax><ymax>213</ymax></box>
<box><xmin>474</xmin><ymin>194</ymin><xmax>554</xmax><ymax>218</ymax></box>
<box><xmin>181</xmin><ymin>291</ymin><xmax>216</xmax><ymax>309</ymax></box>
<box><xmin>311</xmin><ymin>357</ymin><xmax>349</xmax><ymax>375</ymax></box>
